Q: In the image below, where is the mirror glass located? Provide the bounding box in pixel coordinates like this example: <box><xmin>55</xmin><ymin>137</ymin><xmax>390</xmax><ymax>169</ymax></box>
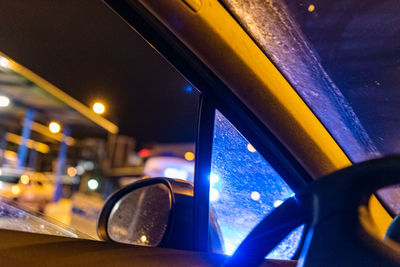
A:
<box><xmin>107</xmin><ymin>183</ymin><xmax>172</xmax><ymax>246</ymax></box>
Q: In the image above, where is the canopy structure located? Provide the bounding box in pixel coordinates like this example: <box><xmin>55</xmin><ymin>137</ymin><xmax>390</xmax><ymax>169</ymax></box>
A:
<box><xmin>0</xmin><ymin>52</ymin><xmax>119</xmax><ymax>201</ymax></box>
<box><xmin>0</xmin><ymin>51</ymin><xmax>118</xmax><ymax>135</ymax></box>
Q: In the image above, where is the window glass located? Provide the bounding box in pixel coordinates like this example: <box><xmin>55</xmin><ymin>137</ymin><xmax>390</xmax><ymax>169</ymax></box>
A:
<box><xmin>209</xmin><ymin>110</ymin><xmax>303</xmax><ymax>259</ymax></box>
<box><xmin>0</xmin><ymin>198</ymin><xmax>87</xmax><ymax>238</ymax></box>
<box><xmin>0</xmin><ymin>1</ymin><xmax>199</xmax><ymax>239</ymax></box>
<box><xmin>220</xmin><ymin>0</ymin><xmax>400</xmax><ymax>214</ymax></box>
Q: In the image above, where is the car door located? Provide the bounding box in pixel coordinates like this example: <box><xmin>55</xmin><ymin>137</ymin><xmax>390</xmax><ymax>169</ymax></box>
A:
<box><xmin>103</xmin><ymin>0</ymin><xmax>320</xmax><ymax>258</ymax></box>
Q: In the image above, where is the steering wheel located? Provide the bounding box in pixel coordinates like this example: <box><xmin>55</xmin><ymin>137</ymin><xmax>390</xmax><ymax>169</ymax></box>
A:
<box><xmin>386</xmin><ymin>215</ymin><xmax>400</xmax><ymax>243</ymax></box>
<box><xmin>225</xmin><ymin>156</ymin><xmax>400</xmax><ymax>266</ymax></box>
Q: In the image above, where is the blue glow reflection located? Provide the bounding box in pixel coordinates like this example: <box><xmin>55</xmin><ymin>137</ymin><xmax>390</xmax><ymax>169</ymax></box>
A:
<box><xmin>210</xmin><ymin>110</ymin><xmax>302</xmax><ymax>259</ymax></box>
<box><xmin>185</xmin><ymin>85</ymin><xmax>193</xmax><ymax>92</ymax></box>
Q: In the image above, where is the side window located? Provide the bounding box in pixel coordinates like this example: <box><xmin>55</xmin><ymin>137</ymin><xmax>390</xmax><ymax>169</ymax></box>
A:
<box><xmin>0</xmin><ymin>51</ymin><xmax>199</xmax><ymax>239</ymax></box>
<box><xmin>209</xmin><ymin>110</ymin><xmax>303</xmax><ymax>259</ymax></box>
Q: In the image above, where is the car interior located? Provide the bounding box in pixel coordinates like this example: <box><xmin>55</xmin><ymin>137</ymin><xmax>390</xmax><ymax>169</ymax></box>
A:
<box><xmin>0</xmin><ymin>0</ymin><xmax>399</xmax><ymax>266</ymax></box>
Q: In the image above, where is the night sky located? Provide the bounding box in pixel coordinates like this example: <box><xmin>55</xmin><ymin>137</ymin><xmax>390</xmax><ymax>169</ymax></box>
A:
<box><xmin>0</xmin><ymin>1</ymin><xmax>199</xmax><ymax>146</ymax></box>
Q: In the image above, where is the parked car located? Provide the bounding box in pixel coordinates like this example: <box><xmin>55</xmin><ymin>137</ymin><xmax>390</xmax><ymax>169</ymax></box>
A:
<box><xmin>0</xmin><ymin>171</ymin><xmax>54</xmax><ymax>212</ymax></box>
<box><xmin>0</xmin><ymin>0</ymin><xmax>400</xmax><ymax>266</ymax></box>
<box><xmin>141</xmin><ymin>143</ymin><xmax>195</xmax><ymax>183</ymax></box>
<box><xmin>0</xmin><ymin>170</ymin><xmax>20</xmax><ymax>198</ymax></box>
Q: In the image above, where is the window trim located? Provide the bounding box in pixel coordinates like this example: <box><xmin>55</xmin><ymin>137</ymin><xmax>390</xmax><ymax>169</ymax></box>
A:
<box><xmin>193</xmin><ymin>94</ymin><xmax>215</xmax><ymax>251</ymax></box>
<box><xmin>105</xmin><ymin>0</ymin><xmax>312</xmax><ymax>251</ymax></box>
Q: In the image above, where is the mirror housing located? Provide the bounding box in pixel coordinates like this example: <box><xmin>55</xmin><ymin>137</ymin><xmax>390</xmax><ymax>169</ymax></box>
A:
<box><xmin>97</xmin><ymin>178</ymin><xmax>194</xmax><ymax>250</ymax></box>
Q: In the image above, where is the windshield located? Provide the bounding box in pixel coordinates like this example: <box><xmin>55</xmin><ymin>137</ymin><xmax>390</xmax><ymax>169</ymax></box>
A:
<box><xmin>0</xmin><ymin>197</ymin><xmax>88</xmax><ymax>238</ymax></box>
<box><xmin>221</xmin><ymin>0</ymin><xmax>400</xmax><ymax>213</ymax></box>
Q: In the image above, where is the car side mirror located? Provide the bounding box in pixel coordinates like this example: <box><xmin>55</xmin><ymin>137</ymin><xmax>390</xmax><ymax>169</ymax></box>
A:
<box><xmin>97</xmin><ymin>178</ymin><xmax>194</xmax><ymax>250</ymax></box>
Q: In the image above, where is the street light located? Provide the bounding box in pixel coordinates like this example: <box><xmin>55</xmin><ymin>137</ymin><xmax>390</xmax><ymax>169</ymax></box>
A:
<box><xmin>93</xmin><ymin>102</ymin><xmax>105</xmax><ymax>114</ymax></box>
<box><xmin>0</xmin><ymin>57</ymin><xmax>9</xmax><ymax>68</ymax></box>
<box><xmin>0</xmin><ymin>96</ymin><xmax>10</xmax><ymax>107</ymax></box>
<box><xmin>49</xmin><ymin>121</ymin><xmax>61</xmax><ymax>133</ymax></box>
<box><xmin>184</xmin><ymin>151</ymin><xmax>195</xmax><ymax>161</ymax></box>
<box><xmin>88</xmin><ymin>179</ymin><xmax>99</xmax><ymax>190</ymax></box>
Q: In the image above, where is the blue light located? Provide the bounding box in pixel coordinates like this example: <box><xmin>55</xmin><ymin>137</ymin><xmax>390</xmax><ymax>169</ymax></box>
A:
<box><xmin>185</xmin><ymin>85</ymin><xmax>193</xmax><ymax>92</ymax></box>
<box><xmin>209</xmin><ymin>173</ymin><xmax>221</xmax><ymax>202</ymax></box>
<box><xmin>209</xmin><ymin>110</ymin><xmax>301</xmax><ymax>260</ymax></box>
<box><xmin>210</xmin><ymin>173</ymin><xmax>219</xmax><ymax>185</ymax></box>
<box><xmin>210</xmin><ymin>188</ymin><xmax>220</xmax><ymax>202</ymax></box>
<box><xmin>273</xmin><ymin>200</ymin><xmax>284</xmax><ymax>207</ymax></box>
